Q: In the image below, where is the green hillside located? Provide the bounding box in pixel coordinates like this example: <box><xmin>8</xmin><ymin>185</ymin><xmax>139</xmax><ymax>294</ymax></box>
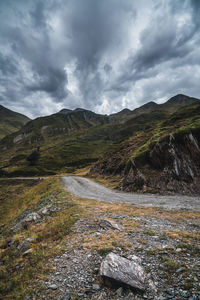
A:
<box><xmin>0</xmin><ymin>105</ymin><xmax>30</xmax><ymax>139</ymax></box>
<box><xmin>0</xmin><ymin>94</ymin><xmax>199</xmax><ymax>179</ymax></box>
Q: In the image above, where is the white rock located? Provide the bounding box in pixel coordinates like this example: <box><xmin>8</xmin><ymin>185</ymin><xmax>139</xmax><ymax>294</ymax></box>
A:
<box><xmin>100</xmin><ymin>252</ymin><xmax>146</xmax><ymax>291</ymax></box>
<box><xmin>100</xmin><ymin>219</ymin><xmax>121</xmax><ymax>231</ymax></box>
<box><xmin>48</xmin><ymin>284</ymin><xmax>57</xmax><ymax>290</ymax></box>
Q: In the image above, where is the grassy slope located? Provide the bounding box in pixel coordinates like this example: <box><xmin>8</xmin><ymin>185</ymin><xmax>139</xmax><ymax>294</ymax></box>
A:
<box><xmin>0</xmin><ymin>178</ymin><xmax>80</xmax><ymax>299</ymax></box>
<box><xmin>0</xmin><ymin>102</ymin><xmax>200</xmax><ymax>177</ymax></box>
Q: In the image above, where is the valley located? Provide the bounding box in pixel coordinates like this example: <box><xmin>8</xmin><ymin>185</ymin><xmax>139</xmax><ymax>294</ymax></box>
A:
<box><xmin>0</xmin><ymin>94</ymin><xmax>200</xmax><ymax>299</ymax></box>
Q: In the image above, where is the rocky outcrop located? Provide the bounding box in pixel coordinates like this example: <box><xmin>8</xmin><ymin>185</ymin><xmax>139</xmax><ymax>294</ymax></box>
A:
<box><xmin>13</xmin><ymin>132</ymin><xmax>31</xmax><ymax>144</ymax></box>
<box><xmin>100</xmin><ymin>252</ymin><xmax>146</xmax><ymax>291</ymax></box>
<box><xmin>11</xmin><ymin>212</ymin><xmax>42</xmax><ymax>232</ymax></box>
<box><xmin>123</xmin><ymin>130</ymin><xmax>200</xmax><ymax>194</ymax></box>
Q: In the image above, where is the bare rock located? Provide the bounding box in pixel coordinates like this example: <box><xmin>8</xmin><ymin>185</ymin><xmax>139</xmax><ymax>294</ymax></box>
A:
<box><xmin>48</xmin><ymin>284</ymin><xmax>57</xmax><ymax>290</ymax></box>
<box><xmin>99</xmin><ymin>219</ymin><xmax>121</xmax><ymax>231</ymax></box>
<box><xmin>11</xmin><ymin>212</ymin><xmax>42</xmax><ymax>232</ymax></box>
<box><xmin>100</xmin><ymin>252</ymin><xmax>146</xmax><ymax>292</ymax></box>
<box><xmin>18</xmin><ymin>238</ymin><xmax>35</xmax><ymax>252</ymax></box>
<box><xmin>22</xmin><ymin>212</ymin><xmax>41</xmax><ymax>223</ymax></box>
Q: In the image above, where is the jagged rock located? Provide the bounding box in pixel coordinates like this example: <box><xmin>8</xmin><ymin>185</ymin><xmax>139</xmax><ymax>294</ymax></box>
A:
<box><xmin>99</xmin><ymin>219</ymin><xmax>121</xmax><ymax>231</ymax></box>
<box><xmin>100</xmin><ymin>252</ymin><xmax>146</xmax><ymax>292</ymax></box>
<box><xmin>123</xmin><ymin>131</ymin><xmax>200</xmax><ymax>194</ymax></box>
<box><xmin>18</xmin><ymin>238</ymin><xmax>35</xmax><ymax>252</ymax></box>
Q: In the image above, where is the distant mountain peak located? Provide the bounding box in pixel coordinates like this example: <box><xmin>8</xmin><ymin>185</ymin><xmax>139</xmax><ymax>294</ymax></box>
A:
<box><xmin>138</xmin><ymin>101</ymin><xmax>158</xmax><ymax>109</ymax></box>
<box><xmin>74</xmin><ymin>108</ymin><xmax>89</xmax><ymax>112</ymax></box>
<box><xmin>166</xmin><ymin>94</ymin><xmax>199</xmax><ymax>105</ymax></box>
<box><xmin>58</xmin><ymin>109</ymin><xmax>72</xmax><ymax>114</ymax></box>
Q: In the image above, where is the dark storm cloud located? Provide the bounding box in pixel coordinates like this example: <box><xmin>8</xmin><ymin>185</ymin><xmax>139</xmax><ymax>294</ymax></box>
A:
<box><xmin>109</xmin><ymin>0</ymin><xmax>200</xmax><ymax>108</ymax></box>
<box><xmin>0</xmin><ymin>0</ymin><xmax>200</xmax><ymax>117</ymax></box>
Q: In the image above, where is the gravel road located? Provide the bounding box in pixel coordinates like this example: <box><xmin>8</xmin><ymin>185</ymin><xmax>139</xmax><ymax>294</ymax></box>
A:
<box><xmin>63</xmin><ymin>176</ymin><xmax>200</xmax><ymax>211</ymax></box>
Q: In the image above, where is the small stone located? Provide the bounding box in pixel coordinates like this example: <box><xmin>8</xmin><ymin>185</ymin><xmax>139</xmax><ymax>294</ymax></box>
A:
<box><xmin>92</xmin><ymin>284</ymin><xmax>100</xmax><ymax>291</ymax></box>
<box><xmin>41</xmin><ymin>208</ymin><xmax>48</xmax><ymax>214</ymax></box>
<box><xmin>180</xmin><ymin>291</ymin><xmax>188</xmax><ymax>298</ymax></box>
<box><xmin>48</xmin><ymin>284</ymin><xmax>57</xmax><ymax>290</ymax></box>
<box><xmin>116</xmin><ymin>287</ymin><xmax>123</xmax><ymax>296</ymax></box>
<box><xmin>176</xmin><ymin>248</ymin><xmax>182</xmax><ymax>252</ymax></box>
<box><xmin>64</xmin><ymin>289</ymin><xmax>71</xmax><ymax>300</ymax></box>
<box><xmin>22</xmin><ymin>249</ymin><xmax>33</xmax><ymax>256</ymax></box>
<box><xmin>99</xmin><ymin>219</ymin><xmax>121</xmax><ymax>231</ymax></box>
<box><xmin>18</xmin><ymin>238</ymin><xmax>35</xmax><ymax>252</ymax></box>
<box><xmin>176</xmin><ymin>267</ymin><xmax>185</xmax><ymax>273</ymax></box>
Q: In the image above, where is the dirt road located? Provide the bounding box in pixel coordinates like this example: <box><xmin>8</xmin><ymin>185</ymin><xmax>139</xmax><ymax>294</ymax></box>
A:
<box><xmin>63</xmin><ymin>176</ymin><xmax>200</xmax><ymax>211</ymax></box>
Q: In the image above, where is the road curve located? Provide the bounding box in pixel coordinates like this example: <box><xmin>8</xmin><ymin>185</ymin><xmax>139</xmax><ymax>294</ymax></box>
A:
<box><xmin>63</xmin><ymin>176</ymin><xmax>200</xmax><ymax>211</ymax></box>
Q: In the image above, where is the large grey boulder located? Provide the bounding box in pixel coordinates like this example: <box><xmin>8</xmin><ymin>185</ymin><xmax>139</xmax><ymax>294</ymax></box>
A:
<box><xmin>100</xmin><ymin>253</ymin><xmax>146</xmax><ymax>292</ymax></box>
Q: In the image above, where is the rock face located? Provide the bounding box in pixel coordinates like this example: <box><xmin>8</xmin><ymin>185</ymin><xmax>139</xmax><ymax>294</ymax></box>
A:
<box><xmin>100</xmin><ymin>253</ymin><xmax>146</xmax><ymax>292</ymax></box>
<box><xmin>123</xmin><ymin>130</ymin><xmax>200</xmax><ymax>194</ymax></box>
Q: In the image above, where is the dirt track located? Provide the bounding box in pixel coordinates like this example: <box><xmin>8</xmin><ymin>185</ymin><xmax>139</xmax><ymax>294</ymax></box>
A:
<box><xmin>63</xmin><ymin>176</ymin><xmax>200</xmax><ymax>211</ymax></box>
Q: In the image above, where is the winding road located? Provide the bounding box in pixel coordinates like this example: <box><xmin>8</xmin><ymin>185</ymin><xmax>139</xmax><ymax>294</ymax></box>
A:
<box><xmin>63</xmin><ymin>176</ymin><xmax>200</xmax><ymax>211</ymax></box>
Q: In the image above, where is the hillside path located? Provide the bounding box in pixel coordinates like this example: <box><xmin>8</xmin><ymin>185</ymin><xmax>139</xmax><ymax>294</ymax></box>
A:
<box><xmin>63</xmin><ymin>176</ymin><xmax>200</xmax><ymax>211</ymax></box>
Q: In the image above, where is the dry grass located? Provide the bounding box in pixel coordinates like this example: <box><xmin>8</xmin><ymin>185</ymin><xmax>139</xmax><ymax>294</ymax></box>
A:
<box><xmin>73</xmin><ymin>194</ymin><xmax>200</xmax><ymax>223</ymax></box>
<box><xmin>164</xmin><ymin>229</ymin><xmax>200</xmax><ymax>243</ymax></box>
<box><xmin>0</xmin><ymin>178</ymin><xmax>80</xmax><ymax>299</ymax></box>
<box><xmin>1</xmin><ymin>175</ymin><xmax>200</xmax><ymax>299</ymax></box>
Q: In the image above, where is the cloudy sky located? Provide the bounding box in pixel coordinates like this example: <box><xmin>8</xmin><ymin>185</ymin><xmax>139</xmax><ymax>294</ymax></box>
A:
<box><xmin>0</xmin><ymin>0</ymin><xmax>200</xmax><ymax>118</ymax></box>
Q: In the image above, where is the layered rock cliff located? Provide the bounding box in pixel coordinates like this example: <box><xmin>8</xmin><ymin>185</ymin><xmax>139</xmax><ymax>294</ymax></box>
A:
<box><xmin>123</xmin><ymin>130</ymin><xmax>200</xmax><ymax>195</ymax></box>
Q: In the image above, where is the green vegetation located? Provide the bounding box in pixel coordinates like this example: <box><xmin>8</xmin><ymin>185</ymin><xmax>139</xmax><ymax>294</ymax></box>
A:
<box><xmin>27</xmin><ymin>149</ymin><xmax>40</xmax><ymax>166</ymax></box>
<box><xmin>98</xmin><ymin>247</ymin><xmax>114</xmax><ymax>256</ymax></box>
<box><xmin>0</xmin><ymin>95</ymin><xmax>199</xmax><ymax>178</ymax></box>
<box><xmin>163</xmin><ymin>260</ymin><xmax>180</xmax><ymax>272</ymax></box>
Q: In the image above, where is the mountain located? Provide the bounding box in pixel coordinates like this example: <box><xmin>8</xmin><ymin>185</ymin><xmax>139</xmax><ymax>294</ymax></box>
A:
<box><xmin>109</xmin><ymin>94</ymin><xmax>198</xmax><ymax>123</ymax></box>
<box><xmin>58</xmin><ymin>108</ymin><xmax>72</xmax><ymax>114</ymax></box>
<box><xmin>132</xmin><ymin>101</ymin><xmax>159</xmax><ymax>115</ymax></box>
<box><xmin>161</xmin><ymin>94</ymin><xmax>199</xmax><ymax>112</ymax></box>
<box><xmin>109</xmin><ymin>102</ymin><xmax>159</xmax><ymax>123</ymax></box>
<box><xmin>0</xmin><ymin>105</ymin><xmax>30</xmax><ymax>139</ymax></box>
<box><xmin>91</xmin><ymin>101</ymin><xmax>200</xmax><ymax>195</ymax></box>
<box><xmin>0</xmin><ymin>108</ymin><xmax>109</xmax><ymax>147</ymax></box>
<box><xmin>0</xmin><ymin>94</ymin><xmax>200</xmax><ymax>195</ymax></box>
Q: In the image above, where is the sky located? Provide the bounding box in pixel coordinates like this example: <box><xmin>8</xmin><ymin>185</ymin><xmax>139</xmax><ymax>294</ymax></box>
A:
<box><xmin>0</xmin><ymin>0</ymin><xmax>200</xmax><ymax>119</ymax></box>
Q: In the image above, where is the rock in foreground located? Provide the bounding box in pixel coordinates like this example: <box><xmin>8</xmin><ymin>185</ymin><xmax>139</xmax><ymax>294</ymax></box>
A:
<box><xmin>100</xmin><ymin>252</ymin><xmax>146</xmax><ymax>292</ymax></box>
